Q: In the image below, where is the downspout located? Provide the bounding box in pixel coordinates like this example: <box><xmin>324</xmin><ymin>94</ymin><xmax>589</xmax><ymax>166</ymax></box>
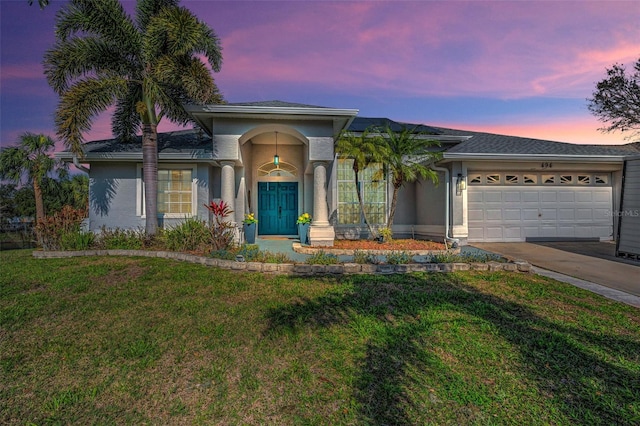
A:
<box><xmin>73</xmin><ymin>155</ymin><xmax>90</xmax><ymax>174</ymax></box>
<box><xmin>431</xmin><ymin>164</ymin><xmax>460</xmax><ymax>248</ymax></box>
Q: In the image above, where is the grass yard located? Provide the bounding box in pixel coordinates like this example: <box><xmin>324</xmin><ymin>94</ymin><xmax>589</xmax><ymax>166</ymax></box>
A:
<box><xmin>1</xmin><ymin>250</ymin><xmax>639</xmax><ymax>425</ymax></box>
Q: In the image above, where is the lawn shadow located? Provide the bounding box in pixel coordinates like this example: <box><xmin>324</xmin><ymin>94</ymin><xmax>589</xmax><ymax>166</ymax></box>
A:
<box><xmin>265</xmin><ymin>272</ymin><xmax>640</xmax><ymax>424</ymax></box>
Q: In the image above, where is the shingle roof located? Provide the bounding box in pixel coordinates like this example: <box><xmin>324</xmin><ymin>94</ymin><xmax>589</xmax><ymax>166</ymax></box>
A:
<box><xmin>438</xmin><ymin>127</ymin><xmax>640</xmax><ymax>156</ymax></box>
<box><xmin>348</xmin><ymin>117</ymin><xmax>442</xmax><ymax>134</ymax></box>
<box><xmin>81</xmin><ymin>129</ymin><xmax>211</xmax><ymax>154</ymax></box>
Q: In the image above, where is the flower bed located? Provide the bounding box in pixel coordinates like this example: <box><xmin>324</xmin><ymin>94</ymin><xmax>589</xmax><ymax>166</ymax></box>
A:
<box><xmin>333</xmin><ymin>239</ymin><xmax>445</xmax><ymax>251</ymax></box>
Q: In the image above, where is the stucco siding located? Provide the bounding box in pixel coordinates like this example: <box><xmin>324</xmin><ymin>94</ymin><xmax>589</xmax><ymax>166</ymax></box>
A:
<box><xmin>89</xmin><ymin>162</ymin><xmax>142</xmax><ymax>230</ymax></box>
<box><xmin>88</xmin><ymin>162</ymin><xmax>212</xmax><ymax>231</ymax></box>
<box><xmin>308</xmin><ymin>137</ymin><xmax>334</xmax><ymax>161</ymax></box>
<box><xmin>416</xmin><ymin>178</ymin><xmax>445</xmax><ymax>226</ymax></box>
<box><xmin>393</xmin><ymin>183</ymin><xmax>416</xmax><ymax>225</ymax></box>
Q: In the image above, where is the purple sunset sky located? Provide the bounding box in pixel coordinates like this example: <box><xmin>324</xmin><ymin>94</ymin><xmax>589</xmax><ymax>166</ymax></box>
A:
<box><xmin>2</xmin><ymin>0</ymin><xmax>640</xmax><ymax>151</ymax></box>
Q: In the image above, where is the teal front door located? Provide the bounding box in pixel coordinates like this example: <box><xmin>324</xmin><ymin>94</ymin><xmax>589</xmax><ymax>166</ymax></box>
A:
<box><xmin>258</xmin><ymin>182</ymin><xmax>298</xmax><ymax>235</ymax></box>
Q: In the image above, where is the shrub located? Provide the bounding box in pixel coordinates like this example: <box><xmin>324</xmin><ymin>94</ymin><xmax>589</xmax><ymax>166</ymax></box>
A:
<box><xmin>306</xmin><ymin>250</ymin><xmax>339</xmax><ymax>265</ymax></box>
<box><xmin>428</xmin><ymin>252</ymin><xmax>505</xmax><ymax>263</ymax></box>
<box><xmin>60</xmin><ymin>230</ymin><xmax>94</xmax><ymax>251</ymax></box>
<box><xmin>95</xmin><ymin>227</ymin><xmax>145</xmax><ymax>250</ymax></box>
<box><xmin>36</xmin><ymin>205</ymin><xmax>87</xmax><ymax>250</ymax></box>
<box><xmin>164</xmin><ymin>217</ymin><xmax>210</xmax><ymax>252</ymax></box>
<box><xmin>204</xmin><ymin>200</ymin><xmax>236</xmax><ymax>251</ymax></box>
<box><xmin>215</xmin><ymin>244</ymin><xmax>293</xmax><ymax>264</ymax></box>
<box><xmin>379</xmin><ymin>227</ymin><xmax>393</xmax><ymax>242</ymax></box>
<box><xmin>353</xmin><ymin>250</ymin><xmax>378</xmax><ymax>264</ymax></box>
<box><xmin>210</xmin><ymin>249</ymin><xmax>236</xmax><ymax>260</ymax></box>
<box><xmin>385</xmin><ymin>250</ymin><xmax>412</xmax><ymax>264</ymax></box>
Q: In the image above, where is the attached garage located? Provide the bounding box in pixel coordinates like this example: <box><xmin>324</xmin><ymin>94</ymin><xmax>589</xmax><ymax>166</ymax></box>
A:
<box><xmin>467</xmin><ymin>172</ymin><xmax>614</xmax><ymax>242</ymax></box>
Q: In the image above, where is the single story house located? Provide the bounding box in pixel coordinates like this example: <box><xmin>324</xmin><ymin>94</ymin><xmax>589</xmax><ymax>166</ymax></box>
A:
<box><xmin>57</xmin><ymin>100</ymin><xmax>640</xmax><ymax>247</ymax></box>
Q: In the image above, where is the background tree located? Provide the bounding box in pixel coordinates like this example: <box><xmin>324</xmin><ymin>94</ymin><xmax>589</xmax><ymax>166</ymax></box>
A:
<box><xmin>27</xmin><ymin>0</ymin><xmax>49</xmax><ymax>9</ymax></box>
<box><xmin>335</xmin><ymin>128</ymin><xmax>389</xmax><ymax>238</ymax></box>
<box><xmin>0</xmin><ymin>133</ymin><xmax>60</xmax><ymax>225</ymax></box>
<box><xmin>44</xmin><ymin>0</ymin><xmax>224</xmax><ymax>235</ymax></box>
<box><xmin>588</xmin><ymin>59</ymin><xmax>640</xmax><ymax>139</ymax></box>
<box><xmin>378</xmin><ymin>126</ymin><xmax>441</xmax><ymax>231</ymax></box>
<box><xmin>0</xmin><ymin>184</ymin><xmax>18</xmax><ymax>221</ymax></box>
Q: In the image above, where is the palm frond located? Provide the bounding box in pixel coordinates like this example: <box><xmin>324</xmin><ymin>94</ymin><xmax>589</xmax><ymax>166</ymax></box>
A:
<box><xmin>112</xmin><ymin>83</ymin><xmax>143</xmax><ymax>141</ymax></box>
<box><xmin>55</xmin><ymin>77</ymin><xmax>128</xmax><ymax>155</ymax></box>
<box><xmin>136</xmin><ymin>0</ymin><xmax>180</xmax><ymax>31</ymax></box>
<box><xmin>55</xmin><ymin>0</ymin><xmax>140</xmax><ymax>51</ymax></box>
<box><xmin>44</xmin><ymin>36</ymin><xmax>138</xmax><ymax>94</ymax></box>
<box><xmin>0</xmin><ymin>147</ymin><xmax>29</xmax><ymax>182</ymax></box>
<box><xmin>145</xmin><ymin>5</ymin><xmax>222</xmax><ymax>72</ymax></box>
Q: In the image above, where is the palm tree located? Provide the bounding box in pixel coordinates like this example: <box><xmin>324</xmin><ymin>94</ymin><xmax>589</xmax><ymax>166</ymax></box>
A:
<box><xmin>0</xmin><ymin>133</ymin><xmax>59</xmax><ymax>225</ymax></box>
<box><xmin>44</xmin><ymin>0</ymin><xmax>224</xmax><ymax>235</ymax></box>
<box><xmin>378</xmin><ymin>125</ymin><xmax>442</xmax><ymax>231</ymax></box>
<box><xmin>335</xmin><ymin>127</ymin><xmax>389</xmax><ymax>238</ymax></box>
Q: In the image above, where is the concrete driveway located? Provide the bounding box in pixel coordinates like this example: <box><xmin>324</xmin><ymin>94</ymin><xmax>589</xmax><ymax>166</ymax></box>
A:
<box><xmin>472</xmin><ymin>242</ymin><xmax>640</xmax><ymax>298</ymax></box>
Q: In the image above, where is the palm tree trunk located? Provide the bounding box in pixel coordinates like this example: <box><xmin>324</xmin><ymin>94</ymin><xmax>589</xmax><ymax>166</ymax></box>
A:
<box><xmin>354</xmin><ymin>167</ymin><xmax>378</xmax><ymax>239</ymax></box>
<box><xmin>33</xmin><ymin>179</ymin><xmax>45</xmax><ymax>223</ymax></box>
<box><xmin>33</xmin><ymin>179</ymin><xmax>45</xmax><ymax>246</ymax></box>
<box><xmin>387</xmin><ymin>183</ymin><xmax>400</xmax><ymax>230</ymax></box>
<box><xmin>142</xmin><ymin>123</ymin><xmax>158</xmax><ymax>235</ymax></box>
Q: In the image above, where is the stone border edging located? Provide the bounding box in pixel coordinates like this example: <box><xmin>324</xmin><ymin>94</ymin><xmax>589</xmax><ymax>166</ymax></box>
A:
<box><xmin>292</xmin><ymin>242</ymin><xmax>460</xmax><ymax>256</ymax></box>
<box><xmin>32</xmin><ymin>249</ymin><xmax>532</xmax><ymax>275</ymax></box>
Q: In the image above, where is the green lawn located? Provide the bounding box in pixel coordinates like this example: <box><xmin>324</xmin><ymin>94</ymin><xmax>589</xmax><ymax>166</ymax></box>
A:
<box><xmin>1</xmin><ymin>250</ymin><xmax>638</xmax><ymax>425</ymax></box>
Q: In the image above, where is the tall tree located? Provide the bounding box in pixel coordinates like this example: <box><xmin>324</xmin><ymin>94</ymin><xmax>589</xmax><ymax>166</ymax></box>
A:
<box><xmin>588</xmin><ymin>59</ymin><xmax>640</xmax><ymax>139</ymax></box>
<box><xmin>44</xmin><ymin>0</ymin><xmax>223</xmax><ymax>235</ymax></box>
<box><xmin>27</xmin><ymin>0</ymin><xmax>49</xmax><ymax>9</ymax></box>
<box><xmin>377</xmin><ymin>126</ymin><xmax>441</xmax><ymax>231</ymax></box>
<box><xmin>335</xmin><ymin>127</ymin><xmax>389</xmax><ymax>238</ymax></box>
<box><xmin>0</xmin><ymin>133</ymin><xmax>59</xmax><ymax>225</ymax></box>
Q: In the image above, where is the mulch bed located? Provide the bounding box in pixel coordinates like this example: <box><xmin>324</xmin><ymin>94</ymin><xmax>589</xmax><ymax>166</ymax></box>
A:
<box><xmin>332</xmin><ymin>239</ymin><xmax>446</xmax><ymax>251</ymax></box>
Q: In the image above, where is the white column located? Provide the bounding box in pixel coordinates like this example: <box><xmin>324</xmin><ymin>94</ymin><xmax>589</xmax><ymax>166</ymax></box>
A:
<box><xmin>312</xmin><ymin>161</ymin><xmax>329</xmax><ymax>225</ymax></box>
<box><xmin>220</xmin><ymin>161</ymin><xmax>236</xmax><ymax>213</ymax></box>
<box><xmin>309</xmin><ymin>161</ymin><xmax>335</xmax><ymax>246</ymax></box>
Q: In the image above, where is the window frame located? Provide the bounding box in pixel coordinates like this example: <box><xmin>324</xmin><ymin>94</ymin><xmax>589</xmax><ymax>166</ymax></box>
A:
<box><xmin>137</xmin><ymin>164</ymin><xmax>198</xmax><ymax>218</ymax></box>
<box><xmin>336</xmin><ymin>159</ymin><xmax>387</xmax><ymax>226</ymax></box>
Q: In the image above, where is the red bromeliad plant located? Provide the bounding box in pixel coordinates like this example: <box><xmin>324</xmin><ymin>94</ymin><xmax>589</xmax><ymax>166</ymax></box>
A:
<box><xmin>204</xmin><ymin>200</ymin><xmax>236</xmax><ymax>251</ymax></box>
<box><xmin>205</xmin><ymin>200</ymin><xmax>233</xmax><ymax>220</ymax></box>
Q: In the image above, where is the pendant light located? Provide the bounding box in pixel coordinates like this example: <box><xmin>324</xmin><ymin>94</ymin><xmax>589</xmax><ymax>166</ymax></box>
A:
<box><xmin>273</xmin><ymin>131</ymin><xmax>280</xmax><ymax>166</ymax></box>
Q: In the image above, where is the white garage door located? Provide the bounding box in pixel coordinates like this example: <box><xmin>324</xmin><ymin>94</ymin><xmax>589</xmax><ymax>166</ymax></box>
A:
<box><xmin>468</xmin><ymin>172</ymin><xmax>613</xmax><ymax>242</ymax></box>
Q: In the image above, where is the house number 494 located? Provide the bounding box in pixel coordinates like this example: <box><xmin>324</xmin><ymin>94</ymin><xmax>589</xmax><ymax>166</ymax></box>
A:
<box><xmin>541</xmin><ymin>162</ymin><xmax>552</xmax><ymax>169</ymax></box>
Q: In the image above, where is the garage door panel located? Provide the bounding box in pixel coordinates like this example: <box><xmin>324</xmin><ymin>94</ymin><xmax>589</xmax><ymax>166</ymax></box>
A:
<box><xmin>485</xmin><ymin>209</ymin><xmax>502</xmax><ymax>220</ymax></box>
<box><xmin>468</xmin><ymin>192</ymin><xmax>484</xmax><ymax>203</ymax></box>
<box><xmin>504</xmin><ymin>192</ymin><xmax>521</xmax><ymax>202</ymax></box>
<box><xmin>576</xmin><ymin>208</ymin><xmax>593</xmax><ymax>220</ymax></box>
<box><xmin>575</xmin><ymin>191</ymin><xmax>593</xmax><ymax>202</ymax></box>
<box><xmin>558</xmin><ymin>192</ymin><xmax>576</xmax><ymax>202</ymax></box>
<box><xmin>504</xmin><ymin>209</ymin><xmax>521</xmax><ymax>220</ymax></box>
<box><xmin>540</xmin><ymin>209</ymin><xmax>557</xmax><ymax>219</ymax></box>
<box><xmin>504</xmin><ymin>227</ymin><xmax>521</xmax><ymax>239</ymax></box>
<box><xmin>467</xmin><ymin>176</ymin><xmax>613</xmax><ymax>242</ymax></box>
<box><xmin>557</xmin><ymin>226</ymin><xmax>576</xmax><ymax>237</ymax></box>
<box><xmin>485</xmin><ymin>227</ymin><xmax>504</xmax><ymax>239</ymax></box>
<box><xmin>483</xmin><ymin>191</ymin><xmax>502</xmax><ymax>202</ymax></box>
<box><xmin>468</xmin><ymin>209</ymin><xmax>484</xmax><ymax>221</ymax></box>
<box><xmin>592</xmin><ymin>191</ymin><xmax>611</xmax><ymax>203</ymax></box>
<box><xmin>558</xmin><ymin>209</ymin><xmax>575</xmax><ymax>220</ymax></box>
<box><xmin>541</xmin><ymin>192</ymin><xmax>557</xmax><ymax>202</ymax></box>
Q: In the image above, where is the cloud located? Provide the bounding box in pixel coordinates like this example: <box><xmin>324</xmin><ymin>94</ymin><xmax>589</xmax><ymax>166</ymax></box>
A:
<box><xmin>214</xmin><ymin>1</ymin><xmax>640</xmax><ymax>101</ymax></box>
